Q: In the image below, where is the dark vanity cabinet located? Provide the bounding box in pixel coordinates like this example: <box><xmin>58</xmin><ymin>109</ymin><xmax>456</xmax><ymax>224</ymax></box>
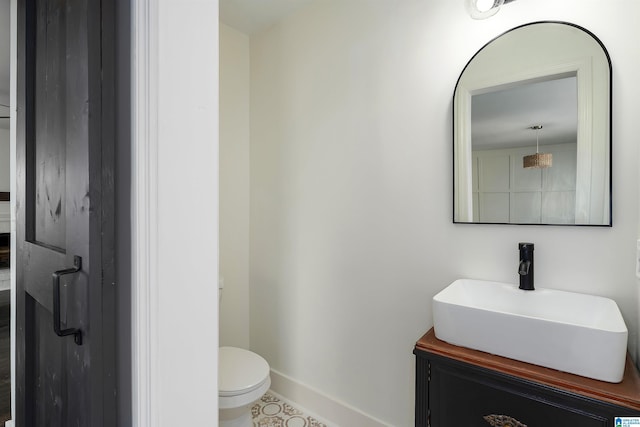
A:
<box><xmin>414</xmin><ymin>329</ymin><xmax>640</xmax><ymax>427</ymax></box>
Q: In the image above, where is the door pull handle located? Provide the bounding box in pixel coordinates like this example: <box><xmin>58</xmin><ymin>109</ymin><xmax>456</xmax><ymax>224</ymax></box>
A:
<box><xmin>52</xmin><ymin>256</ymin><xmax>83</xmax><ymax>345</ymax></box>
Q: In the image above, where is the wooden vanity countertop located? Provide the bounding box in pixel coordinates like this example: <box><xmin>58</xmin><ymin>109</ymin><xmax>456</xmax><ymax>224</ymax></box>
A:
<box><xmin>415</xmin><ymin>328</ymin><xmax>640</xmax><ymax>411</ymax></box>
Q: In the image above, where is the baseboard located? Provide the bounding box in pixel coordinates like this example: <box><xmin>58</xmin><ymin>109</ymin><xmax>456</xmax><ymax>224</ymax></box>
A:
<box><xmin>269</xmin><ymin>369</ymin><xmax>390</xmax><ymax>427</ymax></box>
<box><xmin>5</xmin><ymin>420</ymin><xmax>13</xmax><ymax>427</ymax></box>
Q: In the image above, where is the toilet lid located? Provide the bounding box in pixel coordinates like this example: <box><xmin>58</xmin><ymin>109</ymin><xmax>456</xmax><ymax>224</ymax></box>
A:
<box><xmin>219</xmin><ymin>347</ymin><xmax>270</xmax><ymax>397</ymax></box>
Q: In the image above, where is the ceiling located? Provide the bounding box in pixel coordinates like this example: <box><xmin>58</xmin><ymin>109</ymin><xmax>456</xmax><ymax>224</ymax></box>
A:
<box><xmin>219</xmin><ymin>0</ymin><xmax>315</xmax><ymax>34</ymax></box>
<box><xmin>471</xmin><ymin>76</ymin><xmax>578</xmax><ymax>150</ymax></box>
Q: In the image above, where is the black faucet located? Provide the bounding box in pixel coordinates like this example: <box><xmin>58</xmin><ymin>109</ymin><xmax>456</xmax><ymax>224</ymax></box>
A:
<box><xmin>518</xmin><ymin>242</ymin><xmax>534</xmax><ymax>290</ymax></box>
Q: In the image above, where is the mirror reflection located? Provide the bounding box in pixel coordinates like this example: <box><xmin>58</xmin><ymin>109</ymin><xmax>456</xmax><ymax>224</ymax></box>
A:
<box><xmin>453</xmin><ymin>22</ymin><xmax>611</xmax><ymax>225</ymax></box>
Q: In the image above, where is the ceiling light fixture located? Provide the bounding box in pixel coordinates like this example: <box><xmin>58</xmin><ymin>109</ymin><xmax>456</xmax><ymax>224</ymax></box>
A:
<box><xmin>523</xmin><ymin>125</ymin><xmax>552</xmax><ymax>169</ymax></box>
<box><xmin>466</xmin><ymin>0</ymin><xmax>516</xmax><ymax>20</ymax></box>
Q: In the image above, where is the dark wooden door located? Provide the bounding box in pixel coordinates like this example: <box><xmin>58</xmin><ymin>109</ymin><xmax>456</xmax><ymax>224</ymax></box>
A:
<box><xmin>15</xmin><ymin>0</ymin><xmax>116</xmax><ymax>425</ymax></box>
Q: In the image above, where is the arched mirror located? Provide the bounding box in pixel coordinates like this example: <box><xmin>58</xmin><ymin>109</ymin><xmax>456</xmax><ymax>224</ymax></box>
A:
<box><xmin>453</xmin><ymin>22</ymin><xmax>611</xmax><ymax>225</ymax></box>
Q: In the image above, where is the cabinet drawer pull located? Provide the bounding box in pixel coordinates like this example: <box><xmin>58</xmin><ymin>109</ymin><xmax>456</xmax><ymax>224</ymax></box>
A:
<box><xmin>484</xmin><ymin>414</ymin><xmax>527</xmax><ymax>427</ymax></box>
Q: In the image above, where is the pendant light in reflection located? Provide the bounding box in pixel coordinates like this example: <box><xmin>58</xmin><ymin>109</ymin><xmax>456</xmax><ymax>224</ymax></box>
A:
<box><xmin>523</xmin><ymin>125</ymin><xmax>552</xmax><ymax>169</ymax></box>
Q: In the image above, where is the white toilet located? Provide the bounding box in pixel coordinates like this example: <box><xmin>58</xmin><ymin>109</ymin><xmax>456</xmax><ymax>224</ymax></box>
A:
<box><xmin>219</xmin><ymin>346</ymin><xmax>271</xmax><ymax>426</ymax></box>
<box><xmin>219</xmin><ymin>278</ymin><xmax>271</xmax><ymax>426</ymax></box>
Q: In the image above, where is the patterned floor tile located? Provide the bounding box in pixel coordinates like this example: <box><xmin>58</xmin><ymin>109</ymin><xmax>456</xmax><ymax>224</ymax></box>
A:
<box><xmin>252</xmin><ymin>392</ymin><xmax>329</xmax><ymax>427</ymax></box>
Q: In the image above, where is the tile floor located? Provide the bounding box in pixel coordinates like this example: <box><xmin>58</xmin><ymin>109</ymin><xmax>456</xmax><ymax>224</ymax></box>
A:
<box><xmin>252</xmin><ymin>392</ymin><xmax>331</xmax><ymax>427</ymax></box>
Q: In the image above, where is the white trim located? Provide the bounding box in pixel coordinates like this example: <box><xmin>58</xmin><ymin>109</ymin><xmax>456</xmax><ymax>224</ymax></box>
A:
<box><xmin>270</xmin><ymin>369</ymin><xmax>391</xmax><ymax>427</ymax></box>
<box><xmin>9</xmin><ymin>0</ymin><xmax>16</xmax><ymax>424</ymax></box>
<box><xmin>131</xmin><ymin>0</ymin><xmax>159</xmax><ymax>425</ymax></box>
<box><xmin>131</xmin><ymin>2</ymin><xmax>220</xmax><ymax>426</ymax></box>
<box><xmin>266</xmin><ymin>390</ymin><xmax>337</xmax><ymax>427</ymax></box>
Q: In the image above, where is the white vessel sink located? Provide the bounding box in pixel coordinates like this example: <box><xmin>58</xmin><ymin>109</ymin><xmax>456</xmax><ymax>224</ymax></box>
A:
<box><xmin>433</xmin><ymin>279</ymin><xmax>628</xmax><ymax>383</ymax></box>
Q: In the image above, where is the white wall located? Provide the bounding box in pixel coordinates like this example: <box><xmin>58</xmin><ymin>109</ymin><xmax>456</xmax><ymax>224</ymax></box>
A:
<box><xmin>219</xmin><ymin>23</ymin><xmax>251</xmax><ymax>348</ymax></box>
<box><xmin>247</xmin><ymin>1</ymin><xmax>640</xmax><ymax>425</ymax></box>
<box><xmin>0</xmin><ymin>128</ymin><xmax>8</xmax><ymax>191</ymax></box>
